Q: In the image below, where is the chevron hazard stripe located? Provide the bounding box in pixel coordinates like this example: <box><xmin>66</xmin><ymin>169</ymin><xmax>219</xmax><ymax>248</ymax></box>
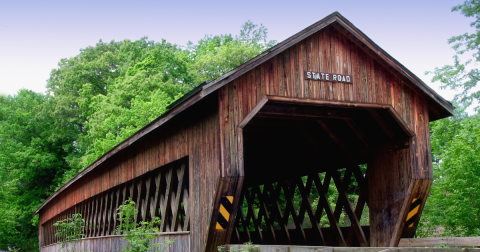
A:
<box><xmin>405</xmin><ymin>198</ymin><xmax>421</xmax><ymax>228</ymax></box>
<box><xmin>216</xmin><ymin>196</ymin><xmax>234</xmax><ymax>230</ymax></box>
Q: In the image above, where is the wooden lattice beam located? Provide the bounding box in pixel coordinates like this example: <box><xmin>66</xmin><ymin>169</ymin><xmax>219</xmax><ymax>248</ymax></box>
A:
<box><xmin>171</xmin><ymin>163</ymin><xmax>186</xmax><ymax>231</ymax></box>
<box><xmin>312</xmin><ymin>173</ymin><xmax>346</xmax><ymax>246</ymax></box>
<box><xmin>268</xmin><ymin>183</ymin><xmax>291</xmax><ymax>244</ymax></box>
<box><xmin>345</xmin><ymin>119</ymin><xmax>369</xmax><ymax>147</ymax></box>
<box><xmin>160</xmin><ymin>167</ymin><xmax>174</xmax><ymax>232</ymax></box>
<box><xmin>331</xmin><ymin>170</ymin><xmax>368</xmax><ymax>247</ymax></box>
<box><xmin>282</xmin><ymin>181</ymin><xmax>307</xmax><ymax>244</ymax></box>
<box><xmin>317</xmin><ymin>120</ymin><xmax>347</xmax><ymax>151</ymax></box>
<box><xmin>369</xmin><ymin>110</ymin><xmax>396</xmax><ymax>140</ymax></box>
<box><xmin>346</xmin><ymin>166</ymin><xmax>368</xmax><ymax>246</ymax></box>
<box><xmin>232</xmin><ymin>164</ymin><xmax>370</xmax><ymax>247</ymax></box>
<box><xmin>244</xmin><ymin>187</ymin><xmax>264</xmax><ymax>243</ymax></box>
<box><xmin>254</xmin><ymin>185</ymin><xmax>276</xmax><ymax>243</ymax></box>
<box><xmin>296</xmin><ymin>176</ymin><xmax>326</xmax><ymax>245</ymax></box>
<box><xmin>41</xmin><ymin>159</ymin><xmax>189</xmax><ymax>246</ymax></box>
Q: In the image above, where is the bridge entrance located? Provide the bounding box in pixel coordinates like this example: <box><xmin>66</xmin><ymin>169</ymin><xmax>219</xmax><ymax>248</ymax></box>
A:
<box><xmin>232</xmin><ymin>96</ymin><xmax>413</xmax><ymax>247</ymax></box>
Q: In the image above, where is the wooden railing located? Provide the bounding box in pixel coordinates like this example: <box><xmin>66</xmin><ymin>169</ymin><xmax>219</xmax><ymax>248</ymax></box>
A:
<box><xmin>399</xmin><ymin>237</ymin><xmax>480</xmax><ymax>247</ymax></box>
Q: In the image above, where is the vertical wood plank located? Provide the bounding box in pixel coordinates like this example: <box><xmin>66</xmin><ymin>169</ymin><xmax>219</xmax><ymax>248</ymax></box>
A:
<box><xmin>305</xmin><ymin>34</ymin><xmax>314</xmax><ymax>98</ymax></box>
<box><xmin>260</xmin><ymin>63</ymin><xmax>267</xmax><ymax>98</ymax></box>
<box><xmin>320</xmin><ymin>28</ymin><xmax>332</xmax><ymax>100</ymax></box>
<box><xmin>300</xmin><ymin>40</ymin><xmax>307</xmax><ymax>98</ymax></box>
<box><xmin>342</xmin><ymin>34</ymin><xmax>353</xmax><ymax>101</ymax></box>
<box><xmin>332</xmin><ymin>27</ymin><xmax>342</xmax><ymax>101</ymax></box>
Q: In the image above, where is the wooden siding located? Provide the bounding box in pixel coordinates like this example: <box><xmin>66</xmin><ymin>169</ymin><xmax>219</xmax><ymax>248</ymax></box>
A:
<box><xmin>218</xmin><ymin>26</ymin><xmax>431</xmax><ymax>181</ymax></box>
<box><xmin>40</xmin><ymin>97</ymin><xmax>220</xmax><ymax>252</ymax></box>
<box><xmin>40</xmin><ymin>232</ymin><xmax>189</xmax><ymax>252</ymax></box>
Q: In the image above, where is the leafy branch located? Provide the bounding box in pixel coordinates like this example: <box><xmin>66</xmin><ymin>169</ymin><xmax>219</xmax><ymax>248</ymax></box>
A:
<box><xmin>53</xmin><ymin>213</ymin><xmax>85</xmax><ymax>252</ymax></box>
<box><xmin>115</xmin><ymin>198</ymin><xmax>174</xmax><ymax>252</ymax></box>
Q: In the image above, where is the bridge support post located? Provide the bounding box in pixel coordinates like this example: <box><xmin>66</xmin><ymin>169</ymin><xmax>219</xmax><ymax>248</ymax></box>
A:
<box><xmin>368</xmin><ymin>149</ymin><xmax>410</xmax><ymax>247</ymax></box>
<box><xmin>368</xmin><ymin>146</ymin><xmax>432</xmax><ymax>247</ymax></box>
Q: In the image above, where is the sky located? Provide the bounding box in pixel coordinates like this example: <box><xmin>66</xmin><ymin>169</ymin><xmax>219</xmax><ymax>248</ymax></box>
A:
<box><xmin>0</xmin><ymin>0</ymin><xmax>474</xmax><ymax>101</ymax></box>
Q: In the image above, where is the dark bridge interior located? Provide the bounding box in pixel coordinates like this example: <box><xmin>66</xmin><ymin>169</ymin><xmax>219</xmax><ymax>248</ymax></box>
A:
<box><xmin>231</xmin><ymin>101</ymin><xmax>412</xmax><ymax>246</ymax></box>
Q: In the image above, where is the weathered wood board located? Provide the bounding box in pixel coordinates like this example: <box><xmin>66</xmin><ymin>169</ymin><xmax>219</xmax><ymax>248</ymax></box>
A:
<box><xmin>40</xmin><ymin>232</ymin><xmax>189</xmax><ymax>252</ymax></box>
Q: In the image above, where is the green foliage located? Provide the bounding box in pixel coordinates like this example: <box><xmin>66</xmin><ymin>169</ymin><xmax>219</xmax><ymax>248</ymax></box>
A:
<box><xmin>53</xmin><ymin>213</ymin><xmax>86</xmax><ymax>252</ymax></box>
<box><xmin>0</xmin><ymin>176</ymin><xmax>19</xmax><ymax>246</ymax></box>
<box><xmin>0</xmin><ymin>90</ymin><xmax>72</xmax><ymax>250</ymax></box>
<box><xmin>419</xmin><ymin>1</ymin><xmax>480</xmax><ymax>237</ymax></box>
<box><xmin>47</xmin><ymin>40</ymin><xmax>125</xmax><ymax>168</ymax></box>
<box><xmin>115</xmin><ymin>199</ymin><xmax>174</xmax><ymax>252</ymax></box>
<box><xmin>46</xmin><ymin>38</ymin><xmax>157</xmax><ymax>174</ymax></box>
<box><xmin>75</xmin><ymin>42</ymin><xmax>192</xmax><ymax>171</ymax></box>
<box><xmin>418</xmin><ymin>109</ymin><xmax>480</xmax><ymax>237</ymax></box>
<box><xmin>188</xmin><ymin>21</ymin><xmax>276</xmax><ymax>84</ymax></box>
<box><xmin>0</xmin><ymin>21</ymin><xmax>275</xmax><ymax>249</ymax></box>
<box><xmin>54</xmin><ymin>22</ymin><xmax>275</xmax><ymax>182</ymax></box>
<box><xmin>427</xmin><ymin>1</ymin><xmax>480</xmax><ymax>110</ymax></box>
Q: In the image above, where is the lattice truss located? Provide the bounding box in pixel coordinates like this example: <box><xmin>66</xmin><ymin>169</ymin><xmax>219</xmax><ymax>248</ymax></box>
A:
<box><xmin>42</xmin><ymin>159</ymin><xmax>189</xmax><ymax>246</ymax></box>
<box><xmin>232</xmin><ymin>165</ymin><xmax>369</xmax><ymax>247</ymax></box>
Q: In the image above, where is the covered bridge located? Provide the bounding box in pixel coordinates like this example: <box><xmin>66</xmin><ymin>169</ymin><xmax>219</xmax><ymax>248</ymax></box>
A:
<box><xmin>35</xmin><ymin>12</ymin><xmax>454</xmax><ymax>252</ymax></box>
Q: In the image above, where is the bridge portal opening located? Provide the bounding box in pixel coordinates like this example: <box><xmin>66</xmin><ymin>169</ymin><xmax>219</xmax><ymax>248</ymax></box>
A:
<box><xmin>231</xmin><ymin>98</ymin><xmax>412</xmax><ymax>247</ymax></box>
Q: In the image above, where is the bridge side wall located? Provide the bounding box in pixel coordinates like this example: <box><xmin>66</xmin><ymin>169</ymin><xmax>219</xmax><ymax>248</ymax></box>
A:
<box><xmin>39</xmin><ymin>96</ymin><xmax>221</xmax><ymax>252</ymax></box>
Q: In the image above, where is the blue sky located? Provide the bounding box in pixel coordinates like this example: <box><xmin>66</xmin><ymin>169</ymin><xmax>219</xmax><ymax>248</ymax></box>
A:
<box><xmin>0</xmin><ymin>0</ymin><xmax>473</xmax><ymax>101</ymax></box>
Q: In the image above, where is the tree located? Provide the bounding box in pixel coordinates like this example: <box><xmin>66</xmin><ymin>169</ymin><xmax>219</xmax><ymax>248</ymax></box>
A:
<box><xmin>0</xmin><ymin>90</ymin><xmax>72</xmax><ymax>250</ymax></box>
<box><xmin>188</xmin><ymin>21</ymin><xmax>276</xmax><ymax>85</ymax></box>
<box><xmin>59</xmin><ymin>21</ymin><xmax>277</xmax><ymax>177</ymax></box>
<box><xmin>68</xmin><ymin>41</ymin><xmax>193</xmax><ymax>176</ymax></box>
<box><xmin>46</xmin><ymin>38</ymin><xmax>161</xmax><ymax>172</ymax></box>
<box><xmin>419</xmin><ymin>0</ymin><xmax>480</xmax><ymax>237</ymax></box>
<box><xmin>428</xmin><ymin>0</ymin><xmax>480</xmax><ymax>110</ymax></box>
<box><xmin>418</xmin><ymin>108</ymin><xmax>480</xmax><ymax>237</ymax></box>
<box><xmin>0</xmin><ymin>174</ymin><xmax>19</xmax><ymax>247</ymax></box>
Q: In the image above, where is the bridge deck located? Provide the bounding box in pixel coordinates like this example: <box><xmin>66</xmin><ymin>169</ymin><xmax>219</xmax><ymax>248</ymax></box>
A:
<box><xmin>222</xmin><ymin>245</ymin><xmax>480</xmax><ymax>252</ymax></box>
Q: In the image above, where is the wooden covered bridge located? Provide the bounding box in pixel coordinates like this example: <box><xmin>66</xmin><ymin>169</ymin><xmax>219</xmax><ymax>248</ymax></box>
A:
<box><xmin>35</xmin><ymin>12</ymin><xmax>454</xmax><ymax>251</ymax></box>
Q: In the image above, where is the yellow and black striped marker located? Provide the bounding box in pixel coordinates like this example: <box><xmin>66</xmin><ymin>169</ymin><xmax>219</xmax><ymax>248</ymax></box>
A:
<box><xmin>216</xmin><ymin>196</ymin><xmax>234</xmax><ymax>230</ymax></box>
<box><xmin>405</xmin><ymin>198</ymin><xmax>421</xmax><ymax>228</ymax></box>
